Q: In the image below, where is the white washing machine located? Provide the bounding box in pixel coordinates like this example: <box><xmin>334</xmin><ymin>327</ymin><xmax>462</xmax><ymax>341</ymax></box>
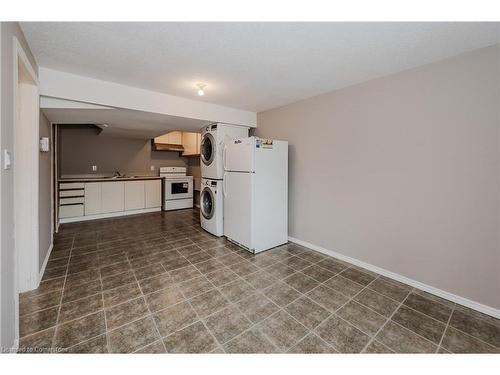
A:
<box><xmin>200</xmin><ymin>123</ymin><xmax>249</xmax><ymax>180</ymax></box>
<box><xmin>200</xmin><ymin>178</ymin><xmax>224</xmax><ymax>236</ymax></box>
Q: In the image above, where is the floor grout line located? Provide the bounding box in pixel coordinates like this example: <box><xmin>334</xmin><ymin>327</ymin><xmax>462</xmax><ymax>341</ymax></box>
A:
<box><xmin>436</xmin><ymin>302</ymin><xmax>455</xmax><ymax>353</ymax></box>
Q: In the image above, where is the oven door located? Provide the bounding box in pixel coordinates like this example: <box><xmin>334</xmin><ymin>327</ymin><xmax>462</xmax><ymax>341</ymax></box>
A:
<box><xmin>164</xmin><ymin>178</ymin><xmax>193</xmax><ymax>200</ymax></box>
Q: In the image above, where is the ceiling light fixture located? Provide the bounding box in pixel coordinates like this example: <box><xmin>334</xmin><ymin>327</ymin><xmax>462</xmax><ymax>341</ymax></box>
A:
<box><xmin>196</xmin><ymin>83</ymin><xmax>206</xmax><ymax>96</ymax></box>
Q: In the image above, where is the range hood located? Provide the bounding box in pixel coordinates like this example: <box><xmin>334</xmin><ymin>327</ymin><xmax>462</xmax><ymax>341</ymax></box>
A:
<box><xmin>151</xmin><ymin>139</ymin><xmax>185</xmax><ymax>152</ymax></box>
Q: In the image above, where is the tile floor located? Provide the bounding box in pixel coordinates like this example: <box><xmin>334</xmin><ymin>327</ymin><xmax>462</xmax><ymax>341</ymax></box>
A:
<box><xmin>18</xmin><ymin>209</ymin><xmax>500</xmax><ymax>353</ymax></box>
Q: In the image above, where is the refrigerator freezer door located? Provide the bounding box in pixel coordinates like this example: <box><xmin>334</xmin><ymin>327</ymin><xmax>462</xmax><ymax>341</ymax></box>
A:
<box><xmin>223</xmin><ymin>172</ymin><xmax>253</xmax><ymax>250</ymax></box>
<box><xmin>224</xmin><ymin>137</ymin><xmax>255</xmax><ymax>173</ymax></box>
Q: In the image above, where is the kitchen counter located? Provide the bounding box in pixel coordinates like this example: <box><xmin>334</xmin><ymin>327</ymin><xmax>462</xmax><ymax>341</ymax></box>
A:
<box><xmin>58</xmin><ymin>176</ymin><xmax>163</xmax><ymax>183</ymax></box>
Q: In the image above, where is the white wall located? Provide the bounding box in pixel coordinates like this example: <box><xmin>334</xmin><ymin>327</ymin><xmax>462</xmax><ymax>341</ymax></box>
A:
<box><xmin>39</xmin><ymin>112</ymin><xmax>52</xmax><ymax>271</ymax></box>
<box><xmin>257</xmin><ymin>45</ymin><xmax>500</xmax><ymax>311</ymax></box>
<box><xmin>1</xmin><ymin>22</ymin><xmax>38</xmax><ymax>350</ymax></box>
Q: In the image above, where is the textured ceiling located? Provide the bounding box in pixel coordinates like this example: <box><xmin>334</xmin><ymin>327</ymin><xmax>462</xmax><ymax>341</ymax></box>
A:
<box><xmin>23</xmin><ymin>22</ymin><xmax>500</xmax><ymax>112</ymax></box>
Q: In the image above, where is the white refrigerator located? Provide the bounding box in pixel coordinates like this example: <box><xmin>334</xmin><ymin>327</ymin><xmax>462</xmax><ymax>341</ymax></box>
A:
<box><xmin>223</xmin><ymin>136</ymin><xmax>288</xmax><ymax>253</ymax></box>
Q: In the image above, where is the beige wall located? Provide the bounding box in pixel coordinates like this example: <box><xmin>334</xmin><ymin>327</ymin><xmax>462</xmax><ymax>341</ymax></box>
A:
<box><xmin>39</xmin><ymin>112</ymin><xmax>52</xmax><ymax>271</ymax></box>
<box><xmin>59</xmin><ymin>125</ymin><xmax>188</xmax><ymax>176</ymax></box>
<box><xmin>257</xmin><ymin>45</ymin><xmax>500</xmax><ymax>310</ymax></box>
<box><xmin>1</xmin><ymin>22</ymin><xmax>38</xmax><ymax>349</ymax></box>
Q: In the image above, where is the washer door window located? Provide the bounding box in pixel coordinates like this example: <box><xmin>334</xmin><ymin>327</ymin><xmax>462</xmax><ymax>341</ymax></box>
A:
<box><xmin>201</xmin><ymin>133</ymin><xmax>216</xmax><ymax>166</ymax></box>
<box><xmin>201</xmin><ymin>187</ymin><xmax>215</xmax><ymax>219</ymax></box>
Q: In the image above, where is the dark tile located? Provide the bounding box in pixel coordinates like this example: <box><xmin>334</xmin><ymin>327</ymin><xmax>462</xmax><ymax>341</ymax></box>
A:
<box><xmin>363</xmin><ymin>340</ymin><xmax>394</xmax><ymax>353</ymax></box>
<box><xmin>103</xmin><ymin>282</ymin><xmax>141</xmax><ymax>308</ymax></box>
<box><xmin>280</xmin><ymin>256</ymin><xmax>312</xmax><ymax>271</ymax></box>
<box><xmin>185</xmin><ymin>251</ymin><xmax>212</xmax><ymax>265</ymax></box>
<box><xmin>134</xmin><ymin>340</ymin><xmax>166</xmax><ymax>353</ymax></box>
<box><xmin>306</xmin><ymin>284</ymin><xmax>350</xmax><ymax>312</ymax></box>
<box><xmin>449</xmin><ymin>309</ymin><xmax>500</xmax><ymax>348</ymax></box>
<box><xmin>21</xmin><ymin>277</ymin><xmax>64</xmax><ymax>298</ymax></box>
<box><xmin>205</xmin><ymin>268</ymin><xmax>240</xmax><ymax>287</ymax></box>
<box><xmin>375</xmin><ymin>321</ymin><xmax>437</xmax><ymax>353</ymax></box>
<box><xmin>20</xmin><ymin>307</ymin><xmax>59</xmax><ymax>337</ymax></box>
<box><xmin>53</xmin><ymin>311</ymin><xmax>106</xmax><ymax>349</ymax></box>
<box><xmin>231</xmin><ymin>261</ymin><xmax>260</xmax><ymax>277</ymax></box>
<box><xmin>176</xmin><ymin>244</ymin><xmax>204</xmax><ymax>256</ymax></box>
<box><xmin>301</xmin><ymin>265</ymin><xmax>336</xmax><ymax>283</ymax></box>
<box><xmin>19</xmin><ymin>328</ymin><xmax>56</xmax><ymax>353</ymax></box>
<box><xmin>42</xmin><ymin>266</ymin><xmax>67</xmax><ymax>281</ymax></box>
<box><xmin>101</xmin><ymin>271</ymin><xmax>136</xmax><ymax>291</ymax></box>
<box><xmin>403</xmin><ymin>292</ymin><xmax>452</xmax><ymax>323</ymax></box>
<box><xmin>453</xmin><ymin>304</ymin><xmax>500</xmax><ymax>328</ymax></box>
<box><xmin>368</xmin><ymin>278</ymin><xmax>411</xmax><ymax>302</ymax></box>
<box><xmin>285</xmin><ymin>296</ymin><xmax>330</xmax><ymax>330</ymax></box>
<box><xmin>19</xmin><ymin>290</ymin><xmax>62</xmax><ymax>316</ymax></box>
<box><xmin>263</xmin><ymin>282</ymin><xmax>301</xmax><ymax>307</ymax></box>
<box><xmin>440</xmin><ymin>327</ymin><xmax>499</xmax><ymax>353</ymax></box>
<box><xmin>108</xmin><ymin>317</ymin><xmax>159</xmax><ymax>353</ymax></box>
<box><xmin>236</xmin><ymin>293</ymin><xmax>280</xmax><ymax>323</ymax></box>
<box><xmin>323</xmin><ymin>275</ymin><xmax>364</xmax><ymax>297</ymax></box>
<box><xmin>145</xmin><ymin>286</ymin><xmax>185</xmax><ymax>312</ymax></box>
<box><xmin>246</xmin><ymin>253</ymin><xmax>278</xmax><ymax>268</ymax></box>
<box><xmin>263</xmin><ymin>262</ymin><xmax>296</xmax><ymax>279</ymax></box>
<box><xmin>258</xmin><ymin>310</ymin><xmax>308</xmax><ymax>351</ymax></box>
<box><xmin>190</xmin><ymin>289</ymin><xmax>230</xmax><ymax>318</ymax></box>
<box><xmin>153</xmin><ymin>301</ymin><xmax>198</xmax><ymax>337</ymax></box>
<box><xmin>337</xmin><ymin>301</ymin><xmax>387</xmax><ymax>336</ymax></box>
<box><xmin>219</xmin><ymin>279</ymin><xmax>257</xmax><ymax>303</ymax></box>
<box><xmin>105</xmin><ymin>297</ymin><xmax>149</xmax><ymax>329</ymax></box>
<box><xmin>205</xmin><ymin>306</ymin><xmax>252</xmax><ymax>344</ymax></box>
<box><xmin>178</xmin><ymin>276</ymin><xmax>214</xmax><ymax>299</ymax></box>
<box><xmin>315</xmin><ymin>315</ymin><xmax>370</xmax><ymax>353</ymax></box>
<box><xmin>243</xmin><ymin>270</ymin><xmax>278</xmax><ymax>290</ymax></box>
<box><xmin>340</xmin><ymin>268</ymin><xmax>376</xmax><ymax>286</ymax></box>
<box><xmin>193</xmin><ymin>259</ymin><xmax>226</xmax><ymax>274</ymax></box>
<box><xmin>217</xmin><ymin>253</ymin><xmax>245</xmax><ymax>266</ymax></box>
<box><xmin>296</xmin><ymin>251</ymin><xmax>326</xmax><ymax>264</ymax></box>
<box><xmin>133</xmin><ymin>263</ymin><xmax>166</xmax><ymax>281</ymax></box>
<box><xmin>392</xmin><ymin>305</ymin><xmax>446</xmax><ymax>344</ymax></box>
<box><xmin>66</xmin><ymin>334</ymin><xmax>108</xmax><ymax>353</ymax></box>
<box><xmin>354</xmin><ymin>289</ymin><xmax>400</xmax><ymax>317</ymax></box>
<box><xmin>46</xmin><ymin>257</ymin><xmax>70</xmax><ymax>270</ymax></box>
<box><xmin>316</xmin><ymin>258</ymin><xmax>349</xmax><ymax>274</ymax></box>
<box><xmin>138</xmin><ymin>273</ymin><xmax>175</xmax><ymax>294</ymax></box>
<box><xmin>99</xmin><ymin>261</ymin><xmax>131</xmax><ymax>278</ymax></box>
<box><xmin>288</xmin><ymin>333</ymin><xmax>337</xmax><ymax>353</ymax></box>
<box><xmin>283</xmin><ymin>272</ymin><xmax>320</xmax><ymax>293</ymax></box>
<box><xmin>163</xmin><ymin>321</ymin><xmax>217</xmax><ymax>353</ymax></box>
<box><xmin>62</xmin><ymin>279</ymin><xmax>101</xmax><ymax>304</ymax></box>
<box><xmin>64</xmin><ymin>269</ymin><xmax>100</xmax><ymax>289</ymax></box>
<box><xmin>59</xmin><ymin>294</ymin><xmax>103</xmax><ymax>323</ymax></box>
<box><xmin>224</xmin><ymin>328</ymin><xmax>277</xmax><ymax>353</ymax></box>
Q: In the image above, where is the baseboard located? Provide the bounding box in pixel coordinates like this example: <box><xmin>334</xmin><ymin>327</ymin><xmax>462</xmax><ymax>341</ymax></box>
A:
<box><xmin>59</xmin><ymin>207</ymin><xmax>161</xmax><ymax>224</ymax></box>
<box><xmin>288</xmin><ymin>236</ymin><xmax>500</xmax><ymax>319</ymax></box>
<box><xmin>38</xmin><ymin>243</ymin><xmax>53</xmax><ymax>284</ymax></box>
<box><xmin>11</xmin><ymin>338</ymin><xmax>19</xmax><ymax>353</ymax></box>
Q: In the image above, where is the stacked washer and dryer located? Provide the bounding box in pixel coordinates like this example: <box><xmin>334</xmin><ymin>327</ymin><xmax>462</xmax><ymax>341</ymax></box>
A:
<box><xmin>199</xmin><ymin>123</ymin><xmax>248</xmax><ymax>236</ymax></box>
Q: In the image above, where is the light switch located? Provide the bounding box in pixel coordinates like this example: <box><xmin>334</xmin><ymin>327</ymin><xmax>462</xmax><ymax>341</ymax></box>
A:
<box><xmin>150</xmin><ymin>165</ymin><xmax>155</xmax><ymax>171</ymax></box>
<box><xmin>92</xmin><ymin>165</ymin><xmax>97</xmax><ymax>172</ymax></box>
<box><xmin>3</xmin><ymin>149</ymin><xmax>12</xmax><ymax>170</ymax></box>
<box><xmin>39</xmin><ymin>137</ymin><xmax>50</xmax><ymax>152</ymax></box>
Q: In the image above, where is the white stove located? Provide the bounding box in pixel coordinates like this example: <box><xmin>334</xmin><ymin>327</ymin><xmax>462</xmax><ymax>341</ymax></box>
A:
<box><xmin>159</xmin><ymin>167</ymin><xmax>194</xmax><ymax>211</ymax></box>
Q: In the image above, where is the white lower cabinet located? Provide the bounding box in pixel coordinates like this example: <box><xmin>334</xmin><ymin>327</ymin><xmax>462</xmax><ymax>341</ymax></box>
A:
<box><xmin>84</xmin><ymin>182</ymin><xmax>102</xmax><ymax>215</ymax></box>
<box><xmin>124</xmin><ymin>180</ymin><xmax>145</xmax><ymax>210</ymax></box>
<box><xmin>145</xmin><ymin>180</ymin><xmax>162</xmax><ymax>208</ymax></box>
<box><xmin>101</xmin><ymin>181</ymin><xmax>125</xmax><ymax>213</ymax></box>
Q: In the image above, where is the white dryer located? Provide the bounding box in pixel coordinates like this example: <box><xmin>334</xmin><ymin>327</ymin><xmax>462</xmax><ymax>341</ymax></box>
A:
<box><xmin>200</xmin><ymin>178</ymin><xmax>224</xmax><ymax>236</ymax></box>
<box><xmin>200</xmin><ymin>123</ymin><xmax>249</xmax><ymax>180</ymax></box>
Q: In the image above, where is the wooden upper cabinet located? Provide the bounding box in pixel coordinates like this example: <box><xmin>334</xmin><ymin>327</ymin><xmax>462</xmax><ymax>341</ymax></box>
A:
<box><xmin>181</xmin><ymin>132</ymin><xmax>201</xmax><ymax>156</ymax></box>
<box><xmin>154</xmin><ymin>131</ymin><xmax>183</xmax><ymax>145</ymax></box>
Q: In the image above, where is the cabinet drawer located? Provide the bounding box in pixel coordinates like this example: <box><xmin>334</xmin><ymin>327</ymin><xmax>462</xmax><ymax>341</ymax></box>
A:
<box><xmin>60</xmin><ymin>197</ymin><xmax>85</xmax><ymax>205</ymax></box>
<box><xmin>60</xmin><ymin>182</ymin><xmax>85</xmax><ymax>190</ymax></box>
<box><xmin>59</xmin><ymin>204</ymin><xmax>84</xmax><ymax>218</ymax></box>
<box><xmin>59</xmin><ymin>189</ymin><xmax>84</xmax><ymax>198</ymax></box>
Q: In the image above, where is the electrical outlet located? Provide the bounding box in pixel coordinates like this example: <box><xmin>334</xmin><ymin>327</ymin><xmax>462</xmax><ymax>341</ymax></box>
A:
<box><xmin>92</xmin><ymin>165</ymin><xmax>97</xmax><ymax>172</ymax></box>
<box><xmin>150</xmin><ymin>165</ymin><xmax>155</xmax><ymax>171</ymax></box>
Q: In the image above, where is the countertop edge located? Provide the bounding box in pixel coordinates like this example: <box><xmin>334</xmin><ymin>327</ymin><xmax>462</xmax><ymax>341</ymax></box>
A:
<box><xmin>58</xmin><ymin>177</ymin><xmax>164</xmax><ymax>183</ymax></box>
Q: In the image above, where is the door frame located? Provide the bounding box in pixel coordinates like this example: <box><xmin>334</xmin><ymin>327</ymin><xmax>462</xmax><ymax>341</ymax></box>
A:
<box><xmin>13</xmin><ymin>36</ymin><xmax>39</xmax><ymax>302</ymax></box>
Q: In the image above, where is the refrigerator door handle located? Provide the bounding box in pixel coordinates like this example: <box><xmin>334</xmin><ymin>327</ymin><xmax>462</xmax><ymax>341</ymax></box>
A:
<box><xmin>223</xmin><ymin>172</ymin><xmax>228</xmax><ymax>197</ymax></box>
<box><xmin>223</xmin><ymin>144</ymin><xmax>228</xmax><ymax>171</ymax></box>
